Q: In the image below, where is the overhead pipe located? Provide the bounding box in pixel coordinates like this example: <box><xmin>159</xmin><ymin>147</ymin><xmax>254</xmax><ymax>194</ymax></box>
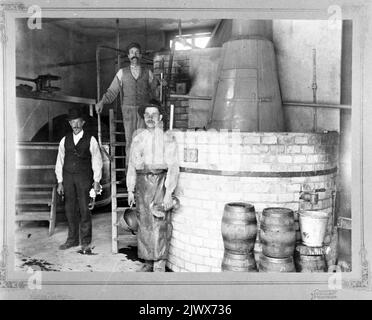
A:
<box><xmin>312</xmin><ymin>48</ymin><xmax>318</xmax><ymax>132</ymax></box>
<box><xmin>168</xmin><ymin>93</ymin><xmax>352</xmax><ymax>109</ymax></box>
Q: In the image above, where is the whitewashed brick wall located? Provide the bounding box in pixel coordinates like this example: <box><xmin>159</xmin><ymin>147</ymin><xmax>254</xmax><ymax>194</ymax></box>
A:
<box><xmin>166</xmin><ymin>131</ymin><xmax>339</xmax><ymax>272</ymax></box>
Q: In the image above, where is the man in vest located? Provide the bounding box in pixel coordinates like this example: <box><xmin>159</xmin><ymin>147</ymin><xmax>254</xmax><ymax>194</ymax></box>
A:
<box><xmin>55</xmin><ymin>108</ymin><xmax>103</xmax><ymax>251</ymax></box>
<box><xmin>126</xmin><ymin>100</ymin><xmax>179</xmax><ymax>272</ymax></box>
<box><xmin>95</xmin><ymin>42</ymin><xmax>161</xmax><ymax>165</ymax></box>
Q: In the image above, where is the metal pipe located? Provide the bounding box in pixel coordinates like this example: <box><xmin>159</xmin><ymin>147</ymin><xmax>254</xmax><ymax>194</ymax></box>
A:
<box><xmin>170</xmin><ymin>94</ymin><xmax>212</xmax><ymax>100</ymax></box>
<box><xmin>312</xmin><ymin>48</ymin><xmax>318</xmax><ymax>132</ymax></box>
<box><xmin>98</xmin><ymin>45</ymin><xmax>153</xmax><ymax>63</ymax></box>
<box><xmin>169</xmin><ymin>104</ymin><xmax>174</xmax><ymax>130</ymax></box>
<box><xmin>96</xmin><ymin>47</ymin><xmax>103</xmax><ymax>152</ymax></box>
<box><xmin>283</xmin><ymin>102</ymin><xmax>351</xmax><ymax>110</ymax></box>
<box><xmin>116</xmin><ymin>19</ymin><xmax>121</xmax><ymax>116</ymax></box>
<box><xmin>168</xmin><ymin>94</ymin><xmax>352</xmax><ymax>110</ymax></box>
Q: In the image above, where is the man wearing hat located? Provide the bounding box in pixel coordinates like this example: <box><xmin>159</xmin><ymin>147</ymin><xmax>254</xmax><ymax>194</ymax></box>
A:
<box><xmin>95</xmin><ymin>42</ymin><xmax>162</xmax><ymax>165</ymax></box>
<box><xmin>126</xmin><ymin>100</ymin><xmax>179</xmax><ymax>272</ymax></box>
<box><xmin>55</xmin><ymin>108</ymin><xmax>103</xmax><ymax>251</ymax></box>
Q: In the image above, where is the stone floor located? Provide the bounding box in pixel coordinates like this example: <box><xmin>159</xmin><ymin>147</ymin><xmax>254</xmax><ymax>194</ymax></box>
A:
<box><xmin>14</xmin><ymin>213</ymin><xmax>146</xmax><ymax>272</ymax></box>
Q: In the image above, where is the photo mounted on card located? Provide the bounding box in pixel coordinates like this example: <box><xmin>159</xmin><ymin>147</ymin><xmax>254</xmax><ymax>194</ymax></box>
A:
<box><xmin>0</xmin><ymin>0</ymin><xmax>371</xmax><ymax>300</ymax></box>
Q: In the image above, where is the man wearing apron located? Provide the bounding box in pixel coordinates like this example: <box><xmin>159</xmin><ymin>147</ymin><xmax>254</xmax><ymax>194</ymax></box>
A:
<box><xmin>126</xmin><ymin>101</ymin><xmax>179</xmax><ymax>272</ymax></box>
<box><xmin>95</xmin><ymin>42</ymin><xmax>160</xmax><ymax>165</ymax></box>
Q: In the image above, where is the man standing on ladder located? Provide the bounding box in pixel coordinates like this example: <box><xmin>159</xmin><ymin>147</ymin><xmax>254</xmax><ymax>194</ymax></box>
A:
<box><xmin>95</xmin><ymin>42</ymin><xmax>163</xmax><ymax>166</ymax></box>
<box><xmin>126</xmin><ymin>100</ymin><xmax>179</xmax><ymax>272</ymax></box>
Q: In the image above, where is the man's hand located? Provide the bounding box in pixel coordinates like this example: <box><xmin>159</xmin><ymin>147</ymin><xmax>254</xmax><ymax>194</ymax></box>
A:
<box><xmin>57</xmin><ymin>182</ymin><xmax>64</xmax><ymax>196</ymax></box>
<box><xmin>95</xmin><ymin>101</ymin><xmax>104</xmax><ymax>114</ymax></box>
<box><xmin>128</xmin><ymin>191</ymin><xmax>135</xmax><ymax>207</ymax></box>
<box><xmin>93</xmin><ymin>182</ymin><xmax>101</xmax><ymax>194</ymax></box>
<box><xmin>163</xmin><ymin>191</ymin><xmax>173</xmax><ymax>211</ymax></box>
<box><xmin>160</xmin><ymin>79</ymin><xmax>167</xmax><ymax>87</ymax></box>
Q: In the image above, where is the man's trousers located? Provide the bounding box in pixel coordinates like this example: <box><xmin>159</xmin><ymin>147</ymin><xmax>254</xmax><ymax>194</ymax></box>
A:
<box><xmin>63</xmin><ymin>171</ymin><xmax>93</xmax><ymax>245</ymax></box>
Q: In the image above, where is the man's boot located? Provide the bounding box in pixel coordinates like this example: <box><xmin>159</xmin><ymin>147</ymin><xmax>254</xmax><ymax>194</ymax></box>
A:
<box><xmin>153</xmin><ymin>259</ymin><xmax>166</xmax><ymax>272</ymax></box>
<box><xmin>137</xmin><ymin>260</ymin><xmax>153</xmax><ymax>272</ymax></box>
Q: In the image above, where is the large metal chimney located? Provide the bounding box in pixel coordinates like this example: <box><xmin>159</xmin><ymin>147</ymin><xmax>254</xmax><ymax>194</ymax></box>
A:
<box><xmin>208</xmin><ymin>20</ymin><xmax>285</xmax><ymax>131</ymax></box>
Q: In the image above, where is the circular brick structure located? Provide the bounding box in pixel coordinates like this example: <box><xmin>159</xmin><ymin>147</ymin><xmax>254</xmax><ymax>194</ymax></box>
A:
<box><xmin>167</xmin><ymin>131</ymin><xmax>339</xmax><ymax>272</ymax></box>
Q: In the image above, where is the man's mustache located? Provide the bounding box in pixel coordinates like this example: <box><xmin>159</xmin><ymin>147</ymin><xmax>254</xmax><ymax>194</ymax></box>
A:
<box><xmin>130</xmin><ymin>56</ymin><xmax>139</xmax><ymax>60</ymax></box>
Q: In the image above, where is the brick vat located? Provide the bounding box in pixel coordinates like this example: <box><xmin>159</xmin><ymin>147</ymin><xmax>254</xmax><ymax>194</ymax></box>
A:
<box><xmin>167</xmin><ymin>131</ymin><xmax>339</xmax><ymax>272</ymax></box>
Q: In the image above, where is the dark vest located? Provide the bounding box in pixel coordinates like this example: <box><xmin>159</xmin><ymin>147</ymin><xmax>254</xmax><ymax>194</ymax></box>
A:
<box><xmin>63</xmin><ymin>131</ymin><xmax>92</xmax><ymax>176</ymax></box>
<box><xmin>121</xmin><ymin>66</ymin><xmax>152</xmax><ymax>106</ymax></box>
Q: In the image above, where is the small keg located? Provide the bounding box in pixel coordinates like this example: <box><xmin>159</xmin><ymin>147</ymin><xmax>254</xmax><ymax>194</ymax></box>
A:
<box><xmin>221</xmin><ymin>202</ymin><xmax>257</xmax><ymax>254</ymax></box>
<box><xmin>221</xmin><ymin>251</ymin><xmax>257</xmax><ymax>272</ymax></box>
<box><xmin>258</xmin><ymin>254</ymin><xmax>295</xmax><ymax>272</ymax></box>
<box><xmin>260</xmin><ymin>207</ymin><xmax>296</xmax><ymax>258</ymax></box>
<box><xmin>294</xmin><ymin>244</ymin><xmax>326</xmax><ymax>272</ymax></box>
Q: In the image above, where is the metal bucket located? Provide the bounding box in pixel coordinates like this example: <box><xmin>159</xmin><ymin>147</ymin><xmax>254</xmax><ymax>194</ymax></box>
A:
<box><xmin>299</xmin><ymin>210</ymin><xmax>329</xmax><ymax>247</ymax></box>
<box><xmin>118</xmin><ymin>208</ymin><xmax>139</xmax><ymax>233</ymax></box>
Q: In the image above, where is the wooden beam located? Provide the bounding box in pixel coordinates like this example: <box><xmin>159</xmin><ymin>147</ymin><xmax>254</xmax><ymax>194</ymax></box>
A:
<box><xmin>17</xmin><ymin>90</ymin><xmax>96</xmax><ymax>105</ymax></box>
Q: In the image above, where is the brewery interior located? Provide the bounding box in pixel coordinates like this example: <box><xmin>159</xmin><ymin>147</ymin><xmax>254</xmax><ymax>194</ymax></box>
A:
<box><xmin>15</xmin><ymin>17</ymin><xmax>352</xmax><ymax>273</ymax></box>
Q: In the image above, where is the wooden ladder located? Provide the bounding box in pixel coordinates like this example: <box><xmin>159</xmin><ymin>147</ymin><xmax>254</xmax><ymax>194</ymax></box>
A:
<box><xmin>16</xmin><ymin>183</ymin><xmax>57</xmax><ymax>236</ymax></box>
<box><xmin>109</xmin><ymin>109</ymin><xmax>137</xmax><ymax>253</ymax></box>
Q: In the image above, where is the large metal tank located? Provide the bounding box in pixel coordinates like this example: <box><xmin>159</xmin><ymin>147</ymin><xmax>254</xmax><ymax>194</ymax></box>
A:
<box><xmin>209</xmin><ymin>20</ymin><xmax>285</xmax><ymax>131</ymax></box>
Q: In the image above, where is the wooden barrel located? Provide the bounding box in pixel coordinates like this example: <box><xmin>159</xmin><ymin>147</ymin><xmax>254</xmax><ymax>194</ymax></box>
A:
<box><xmin>294</xmin><ymin>254</ymin><xmax>326</xmax><ymax>272</ymax></box>
<box><xmin>221</xmin><ymin>251</ymin><xmax>257</xmax><ymax>272</ymax></box>
<box><xmin>258</xmin><ymin>254</ymin><xmax>295</xmax><ymax>272</ymax></box>
<box><xmin>221</xmin><ymin>202</ymin><xmax>257</xmax><ymax>254</ymax></box>
<box><xmin>260</xmin><ymin>207</ymin><xmax>296</xmax><ymax>258</ymax></box>
<box><xmin>294</xmin><ymin>244</ymin><xmax>327</xmax><ymax>272</ymax></box>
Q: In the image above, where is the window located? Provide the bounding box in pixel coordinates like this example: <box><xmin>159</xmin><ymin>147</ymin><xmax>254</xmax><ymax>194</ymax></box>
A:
<box><xmin>170</xmin><ymin>32</ymin><xmax>211</xmax><ymax>50</ymax></box>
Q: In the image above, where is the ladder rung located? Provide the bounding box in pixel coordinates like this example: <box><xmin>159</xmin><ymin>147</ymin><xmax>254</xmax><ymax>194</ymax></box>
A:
<box><xmin>114</xmin><ymin>156</ymin><xmax>126</xmax><ymax>159</ymax></box>
<box><xmin>111</xmin><ymin>142</ymin><xmax>126</xmax><ymax>146</ymax></box>
<box><xmin>114</xmin><ymin>131</ymin><xmax>125</xmax><ymax>134</ymax></box>
<box><xmin>114</xmin><ymin>181</ymin><xmax>126</xmax><ymax>185</ymax></box>
<box><xmin>113</xmin><ymin>168</ymin><xmax>126</xmax><ymax>172</ymax></box>
<box><xmin>115</xmin><ymin>193</ymin><xmax>128</xmax><ymax>198</ymax></box>
<box><xmin>114</xmin><ymin>207</ymin><xmax>129</xmax><ymax>212</ymax></box>
<box><xmin>113</xmin><ymin>120</ymin><xmax>123</xmax><ymax>123</ymax></box>
<box><xmin>115</xmin><ymin>234</ymin><xmax>137</xmax><ymax>246</ymax></box>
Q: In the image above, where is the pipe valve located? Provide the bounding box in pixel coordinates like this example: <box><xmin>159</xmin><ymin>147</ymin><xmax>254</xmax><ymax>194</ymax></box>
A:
<box><xmin>299</xmin><ymin>188</ymin><xmax>326</xmax><ymax>205</ymax></box>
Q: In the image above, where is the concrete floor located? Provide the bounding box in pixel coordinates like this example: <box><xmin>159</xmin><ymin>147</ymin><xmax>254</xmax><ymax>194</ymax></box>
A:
<box><xmin>15</xmin><ymin>213</ymin><xmax>146</xmax><ymax>272</ymax></box>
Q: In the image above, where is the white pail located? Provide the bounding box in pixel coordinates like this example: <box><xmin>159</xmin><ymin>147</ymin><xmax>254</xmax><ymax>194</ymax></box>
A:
<box><xmin>299</xmin><ymin>211</ymin><xmax>329</xmax><ymax>247</ymax></box>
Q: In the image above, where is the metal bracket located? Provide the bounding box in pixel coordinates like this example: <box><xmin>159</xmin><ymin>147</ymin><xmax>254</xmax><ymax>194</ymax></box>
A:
<box><xmin>337</xmin><ymin>216</ymin><xmax>352</xmax><ymax>230</ymax></box>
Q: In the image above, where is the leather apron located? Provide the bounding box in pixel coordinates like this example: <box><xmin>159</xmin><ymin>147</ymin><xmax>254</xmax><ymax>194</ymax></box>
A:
<box><xmin>136</xmin><ymin>169</ymin><xmax>173</xmax><ymax>260</ymax></box>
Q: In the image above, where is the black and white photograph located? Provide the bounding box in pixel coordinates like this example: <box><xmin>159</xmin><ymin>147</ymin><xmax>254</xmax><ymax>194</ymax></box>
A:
<box><xmin>1</xmin><ymin>0</ymin><xmax>372</xmax><ymax>301</ymax></box>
